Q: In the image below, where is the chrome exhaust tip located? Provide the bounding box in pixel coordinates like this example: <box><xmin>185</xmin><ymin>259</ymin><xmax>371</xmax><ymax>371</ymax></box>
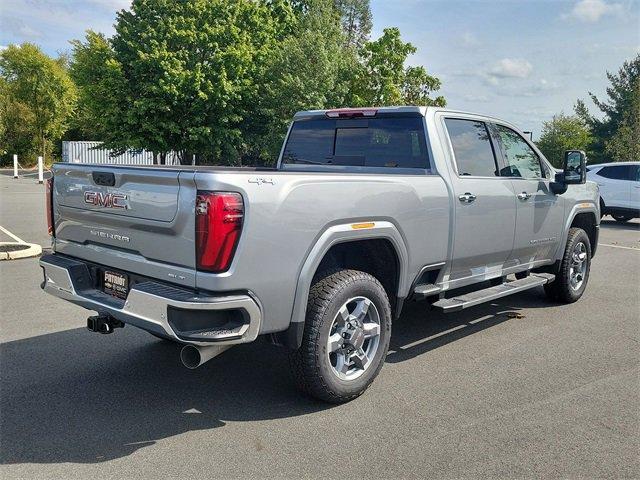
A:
<box><xmin>180</xmin><ymin>344</ymin><xmax>231</xmax><ymax>369</ymax></box>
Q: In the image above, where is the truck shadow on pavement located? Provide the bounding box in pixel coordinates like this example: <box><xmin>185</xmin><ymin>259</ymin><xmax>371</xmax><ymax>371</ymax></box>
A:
<box><xmin>1</xmin><ymin>288</ymin><xmax>551</xmax><ymax>465</ymax></box>
<box><xmin>599</xmin><ymin>218</ymin><xmax>640</xmax><ymax>230</ymax></box>
<box><xmin>387</xmin><ymin>288</ymin><xmax>549</xmax><ymax>364</ymax></box>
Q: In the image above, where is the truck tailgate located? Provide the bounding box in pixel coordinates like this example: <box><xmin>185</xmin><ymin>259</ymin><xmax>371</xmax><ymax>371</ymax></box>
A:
<box><xmin>52</xmin><ymin>164</ymin><xmax>197</xmax><ymax>288</ymax></box>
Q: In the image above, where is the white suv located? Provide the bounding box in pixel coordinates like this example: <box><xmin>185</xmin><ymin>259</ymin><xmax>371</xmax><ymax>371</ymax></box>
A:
<box><xmin>587</xmin><ymin>162</ymin><xmax>640</xmax><ymax>223</ymax></box>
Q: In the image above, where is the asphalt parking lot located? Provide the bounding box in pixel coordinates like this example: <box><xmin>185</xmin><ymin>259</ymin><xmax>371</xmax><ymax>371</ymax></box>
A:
<box><xmin>1</xmin><ymin>171</ymin><xmax>639</xmax><ymax>479</ymax></box>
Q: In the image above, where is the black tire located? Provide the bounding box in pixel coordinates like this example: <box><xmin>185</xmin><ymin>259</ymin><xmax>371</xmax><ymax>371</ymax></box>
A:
<box><xmin>544</xmin><ymin>228</ymin><xmax>591</xmax><ymax>303</ymax></box>
<box><xmin>289</xmin><ymin>269</ymin><xmax>392</xmax><ymax>403</ymax></box>
<box><xmin>613</xmin><ymin>214</ymin><xmax>632</xmax><ymax>223</ymax></box>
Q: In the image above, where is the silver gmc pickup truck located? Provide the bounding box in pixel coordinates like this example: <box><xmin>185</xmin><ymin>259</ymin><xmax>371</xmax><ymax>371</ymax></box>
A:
<box><xmin>40</xmin><ymin>106</ymin><xmax>600</xmax><ymax>403</ymax></box>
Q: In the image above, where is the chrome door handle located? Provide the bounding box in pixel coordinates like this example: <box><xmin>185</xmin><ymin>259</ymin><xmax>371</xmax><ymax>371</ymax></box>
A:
<box><xmin>458</xmin><ymin>193</ymin><xmax>476</xmax><ymax>203</ymax></box>
<box><xmin>517</xmin><ymin>192</ymin><xmax>532</xmax><ymax>201</ymax></box>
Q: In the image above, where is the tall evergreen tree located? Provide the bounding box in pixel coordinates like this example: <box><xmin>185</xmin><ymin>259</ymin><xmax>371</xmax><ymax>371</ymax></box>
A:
<box><xmin>577</xmin><ymin>54</ymin><xmax>640</xmax><ymax>163</ymax></box>
<box><xmin>335</xmin><ymin>0</ymin><xmax>372</xmax><ymax>49</ymax></box>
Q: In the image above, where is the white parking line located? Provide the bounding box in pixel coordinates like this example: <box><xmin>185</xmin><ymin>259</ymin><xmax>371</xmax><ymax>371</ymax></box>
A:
<box><xmin>599</xmin><ymin>243</ymin><xmax>639</xmax><ymax>251</ymax></box>
<box><xmin>0</xmin><ymin>225</ymin><xmax>42</xmax><ymax>260</ymax></box>
<box><xmin>0</xmin><ymin>225</ymin><xmax>26</xmax><ymax>244</ymax></box>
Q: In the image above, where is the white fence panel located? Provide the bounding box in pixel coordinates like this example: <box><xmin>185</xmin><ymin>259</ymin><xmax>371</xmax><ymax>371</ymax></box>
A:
<box><xmin>61</xmin><ymin>142</ymin><xmax>180</xmax><ymax>165</ymax></box>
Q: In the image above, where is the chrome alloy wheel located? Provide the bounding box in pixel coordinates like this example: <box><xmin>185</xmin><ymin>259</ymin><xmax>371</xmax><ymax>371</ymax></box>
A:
<box><xmin>327</xmin><ymin>296</ymin><xmax>381</xmax><ymax>381</ymax></box>
<box><xmin>569</xmin><ymin>241</ymin><xmax>588</xmax><ymax>290</ymax></box>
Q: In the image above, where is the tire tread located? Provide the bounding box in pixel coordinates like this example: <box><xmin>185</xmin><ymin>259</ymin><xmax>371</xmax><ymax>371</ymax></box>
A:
<box><xmin>289</xmin><ymin>269</ymin><xmax>390</xmax><ymax>403</ymax></box>
<box><xmin>544</xmin><ymin>227</ymin><xmax>591</xmax><ymax>303</ymax></box>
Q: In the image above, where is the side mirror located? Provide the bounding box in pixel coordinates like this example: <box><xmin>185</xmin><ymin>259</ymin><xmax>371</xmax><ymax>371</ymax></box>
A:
<box><xmin>550</xmin><ymin>150</ymin><xmax>587</xmax><ymax>194</ymax></box>
<box><xmin>563</xmin><ymin>150</ymin><xmax>587</xmax><ymax>184</ymax></box>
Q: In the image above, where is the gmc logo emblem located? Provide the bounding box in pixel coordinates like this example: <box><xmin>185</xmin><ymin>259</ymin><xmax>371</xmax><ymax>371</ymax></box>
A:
<box><xmin>84</xmin><ymin>191</ymin><xmax>129</xmax><ymax>209</ymax></box>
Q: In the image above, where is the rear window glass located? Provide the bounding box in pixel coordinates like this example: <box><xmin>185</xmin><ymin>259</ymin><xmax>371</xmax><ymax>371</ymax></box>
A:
<box><xmin>282</xmin><ymin>117</ymin><xmax>429</xmax><ymax>169</ymax></box>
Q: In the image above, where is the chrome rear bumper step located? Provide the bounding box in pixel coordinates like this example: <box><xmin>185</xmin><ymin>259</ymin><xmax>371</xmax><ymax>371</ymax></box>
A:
<box><xmin>39</xmin><ymin>253</ymin><xmax>261</xmax><ymax>346</ymax></box>
<box><xmin>432</xmin><ymin>273</ymin><xmax>555</xmax><ymax>313</ymax></box>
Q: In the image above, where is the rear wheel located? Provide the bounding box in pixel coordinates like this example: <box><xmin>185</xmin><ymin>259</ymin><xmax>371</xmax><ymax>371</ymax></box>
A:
<box><xmin>544</xmin><ymin>228</ymin><xmax>591</xmax><ymax>303</ymax></box>
<box><xmin>289</xmin><ymin>269</ymin><xmax>391</xmax><ymax>403</ymax></box>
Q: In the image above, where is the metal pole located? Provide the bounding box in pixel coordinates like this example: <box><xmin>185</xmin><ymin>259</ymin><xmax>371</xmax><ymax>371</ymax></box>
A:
<box><xmin>13</xmin><ymin>154</ymin><xmax>18</xmax><ymax>178</ymax></box>
<box><xmin>38</xmin><ymin>156</ymin><xmax>44</xmax><ymax>184</ymax></box>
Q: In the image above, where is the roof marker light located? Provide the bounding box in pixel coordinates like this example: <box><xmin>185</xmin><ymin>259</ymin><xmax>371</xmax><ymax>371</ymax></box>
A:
<box><xmin>326</xmin><ymin>109</ymin><xmax>378</xmax><ymax>118</ymax></box>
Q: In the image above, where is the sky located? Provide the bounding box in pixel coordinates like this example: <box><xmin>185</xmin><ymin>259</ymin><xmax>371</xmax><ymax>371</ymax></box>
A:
<box><xmin>1</xmin><ymin>0</ymin><xmax>638</xmax><ymax>137</ymax></box>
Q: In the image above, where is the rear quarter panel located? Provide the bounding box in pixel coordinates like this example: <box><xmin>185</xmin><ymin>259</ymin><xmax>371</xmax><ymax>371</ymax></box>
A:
<box><xmin>194</xmin><ymin>171</ymin><xmax>450</xmax><ymax>334</ymax></box>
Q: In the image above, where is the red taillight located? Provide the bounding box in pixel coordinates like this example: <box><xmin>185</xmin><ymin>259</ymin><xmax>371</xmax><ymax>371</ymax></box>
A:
<box><xmin>195</xmin><ymin>192</ymin><xmax>244</xmax><ymax>273</ymax></box>
<box><xmin>46</xmin><ymin>177</ymin><xmax>54</xmax><ymax>236</ymax></box>
<box><xmin>325</xmin><ymin>108</ymin><xmax>377</xmax><ymax>118</ymax></box>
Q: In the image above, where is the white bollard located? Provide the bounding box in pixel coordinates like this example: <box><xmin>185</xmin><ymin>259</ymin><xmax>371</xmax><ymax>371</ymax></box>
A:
<box><xmin>13</xmin><ymin>154</ymin><xmax>18</xmax><ymax>178</ymax></box>
<box><xmin>38</xmin><ymin>156</ymin><xmax>44</xmax><ymax>184</ymax></box>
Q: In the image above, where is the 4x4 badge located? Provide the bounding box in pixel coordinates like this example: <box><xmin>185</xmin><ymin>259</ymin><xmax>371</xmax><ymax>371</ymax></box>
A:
<box><xmin>248</xmin><ymin>177</ymin><xmax>275</xmax><ymax>185</ymax></box>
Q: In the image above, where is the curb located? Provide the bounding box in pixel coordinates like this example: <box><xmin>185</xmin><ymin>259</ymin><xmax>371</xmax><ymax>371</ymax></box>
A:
<box><xmin>0</xmin><ymin>242</ymin><xmax>43</xmax><ymax>260</ymax></box>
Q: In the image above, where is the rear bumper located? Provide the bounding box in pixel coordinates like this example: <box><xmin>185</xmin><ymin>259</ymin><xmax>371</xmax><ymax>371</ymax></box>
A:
<box><xmin>39</xmin><ymin>254</ymin><xmax>261</xmax><ymax>346</ymax></box>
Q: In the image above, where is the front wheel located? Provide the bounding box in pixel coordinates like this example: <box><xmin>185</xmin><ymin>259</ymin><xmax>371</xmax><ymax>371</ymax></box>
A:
<box><xmin>544</xmin><ymin>227</ymin><xmax>591</xmax><ymax>303</ymax></box>
<box><xmin>289</xmin><ymin>269</ymin><xmax>392</xmax><ymax>403</ymax></box>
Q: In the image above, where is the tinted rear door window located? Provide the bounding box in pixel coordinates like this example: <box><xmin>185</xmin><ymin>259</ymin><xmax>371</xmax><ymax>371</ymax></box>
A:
<box><xmin>444</xmin><ymin>118</ymin><xmax>498</xmax><ymax>177</ymax></box>
<box><xmin>598</xmin><ymin>165</ymin><xmax>632</xmax><ymax>180</ymax></box>
<box><xmin>282</xmin><ymin>117</ymin><xmax>429</xmax><ymax>169</ymax></box>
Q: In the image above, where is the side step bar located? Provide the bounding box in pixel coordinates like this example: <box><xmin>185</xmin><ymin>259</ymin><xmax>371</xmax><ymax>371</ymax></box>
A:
<box><xmin>432</xmin><ymin>273</ymin><xmax>555</xmax><ymax>313</ymax></box>
<box><xmin>413</xmin><ymin>283</ymin><xmax>441</xmax><ymax>298</ymax></box>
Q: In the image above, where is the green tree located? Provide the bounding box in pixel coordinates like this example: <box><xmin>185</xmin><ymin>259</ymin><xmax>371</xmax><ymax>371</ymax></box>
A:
<box><xmin>604</xmin><ymin>72</ymin><xmax>640</xmax><ymax>161</ymax></box>
<box><xmin>290</xmin><ymin>0</ymin><xmax>372</xmax><ymax>48</ymax></box>
<box><xmin>248</xmin><ymin>0</ymin><xmax>357</xmax><ymax>162</ymax></box>
<box><xmin>335</xmin><ymin>0</ymin><xmax>372</xmax><ymax>49</ymax></box>
<box><xmin>352</xmin><ymin>28</ymin><xmax>445</xmax><ymax>107</ymax></box>
<box><xmin>536</xmin><ymin>113</ymin><xmax>594</xmax><ymax>168</ymax></box>
<box><xmin>0</xmin><ymin>43</ymin><xmax>76</xmax><ymax>163</ymax></box>
<box><xmin>0</xmin><ymin>77</ymin><xmax>38</xmax><ymax>165</ymax></box>
<box><xmin>402</xmin><ymin>66</ymin><xmax>445</xmax><ymax>107</ymax></box>
<box><xmin>68</xmin><ymin>31</ymin><xmax>127</xmax><ymax>142</ymax></box>
<box><xmin>577</xmin><ymin>54</ymin><xmax>640</xmax><ymax>163</ymax></box>
<box><xmin>73</xmin><ymin>0</ymin><xmax>289</xmax><ymax>164</ymax></box>
<box><xmin>68</xmin><ymin>0</ymin><xmax>445</xmax><ymax>166</ymax></box>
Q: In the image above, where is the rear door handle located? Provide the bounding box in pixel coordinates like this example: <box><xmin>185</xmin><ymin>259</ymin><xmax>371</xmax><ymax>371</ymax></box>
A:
<box><xmin>458</xmin><ymin>193</ymin><xmax>476</xmax><ymax>203</ymax></box>
<box><xmin>517</xmin><ymin>192</ymin><xmax>532</xmax><ymax>201</ymax></box>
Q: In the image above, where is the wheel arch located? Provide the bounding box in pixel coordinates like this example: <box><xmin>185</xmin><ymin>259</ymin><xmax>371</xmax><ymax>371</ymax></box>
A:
<box><xmin>571</xmin><ymin>212</ymin><xmax>598</xmax><ymax>256</ymax></box>
<box><xmin>274</xmin><ymin>221</ymin><xmax>409</xmax><ymax>349</ymax></box>
<box><xmin>557</xmin><ymin>206</ymin><xmax>599</xmax><ymax>260</ymax></box>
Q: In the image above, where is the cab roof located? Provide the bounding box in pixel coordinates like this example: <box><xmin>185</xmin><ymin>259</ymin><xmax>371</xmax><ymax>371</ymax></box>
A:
<box><xmin>293</xmin><ymin>106</ymin><xmax>426</xmax><ymax>120</ymax></box>
<box><xmin>588</xmin><ymin>161</ymin><xmax>639</xmax><ymax>168</ymax></box>
<box><xmin>292</xmin><ymin>106</ymin><xmax>520</xmax><ymax>126</ymax></box>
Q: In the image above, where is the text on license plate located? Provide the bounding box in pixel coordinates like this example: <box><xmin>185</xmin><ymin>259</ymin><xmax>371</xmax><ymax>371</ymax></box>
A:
<box><xmin>103</xmin><ymin>270</ymin><xmax>128</xmax><ymax>299</ymax></box>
